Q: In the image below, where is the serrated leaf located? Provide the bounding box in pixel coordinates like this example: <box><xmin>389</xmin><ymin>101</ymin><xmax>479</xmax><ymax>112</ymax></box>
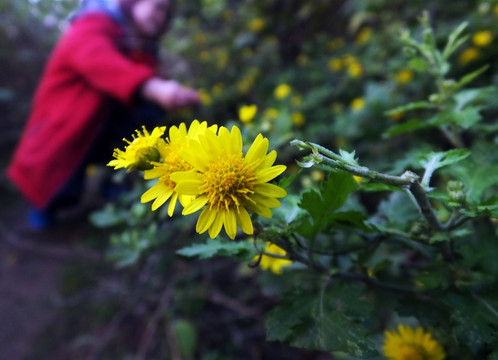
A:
<box><xmin>265</xmin><ymin>284</ymin><xmax>377</xmax><ymax>357</ymax></box>
<box><xmin>338</xmin><ymin>149</ymin><xmax>359</xmax><ymax>166</ymax></box>
<box><xmin>176</xmin><ymin>238</ymin><xmax>256</xmax><ymax>260</ymax></box>
<box><xmin>417</xmin><ymin>149</ymin><xmax>470</xmax><ymax>172</ymax></box>
<box><xmin>298</xmin><ymin>171</ymin><xmax>358</xmax><ymax>236</ymax></box>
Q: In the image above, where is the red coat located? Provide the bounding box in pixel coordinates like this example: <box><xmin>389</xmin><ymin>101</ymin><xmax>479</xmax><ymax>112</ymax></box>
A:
<box><xmin>8</xmin><ymin>13</ymin><xmax>155</xmax><ymax>209</ymax></box>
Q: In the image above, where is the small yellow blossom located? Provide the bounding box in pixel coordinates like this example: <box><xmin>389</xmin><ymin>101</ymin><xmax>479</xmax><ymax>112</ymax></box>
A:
<box><xmin>331</xmin><ymin>102</ymin><xmax>344</xmax><ymax>114</ymax></box>
<box><xmin>395</xmin><ymin>69</ymin><xmax>414</xmax><ymax>84</ymax></box>
<box><xmin>297</xmin><ymin>54</ymin><xmax>309</xmax><ymax>66</ymax></box>
<box><xmin>342</xmin><ymin>54</ymin><xmax>357</xmax><ymax>66</ymax></box>
<box><xmin>348</xmin><ymin>62</ymin><xmax>363</xmax><ymax>78</ymax></box>
<box><xmin>495</xmin><ymin>4</ymin><xmax>498</xmax><ymax>16</ymax></box>
<box><xmin>389</xmin><ymin>111</ymin><xmax>405</xmax><ymax>122</ymax></box>
<box><xmin>327</xmin><ymin>37</ymin><xmax>345</xmax><ymax>51</ymax></box>
<box><xmin>211</xmin><ymin>83</ymin><xmax>224</xmax><ymax>97</ymax></box>
<box><xmin>107</xmin><ymin>126</ymin><xmax>165</xmax><ymax>171</ymax></box>
<box><xmin>383</xmin><ymin>325</ymin><xmax>445</xmax><ymax>360</ymax></box>
<box><xmin>472</xmin><ymin>30</ymin><xmax>493</xmax><ymax>47</ymax></box>
<box><xmin>458</xmin><ymin>47</ymin><xmax>481</xmax><ymax>65</ymax></box>
<box><xmin>239</xmin><ymin>104</ymin><xmax>258</xmax><ymax>123</ymax></box>
<box><xmin>291</xmin><ymin>95</ymin><xmax>302</xmax><ymax>106</ymax></box>
<box><xmin>255</xmin><ymin>242</ymin><xmax>292</xmax><ymax>275</ymax></box>
<box><xmin>264</xmin><ymin>108</ymin><xmax>279</xmax><ymax>120</ymax></box>
<box><xmin>249</xmin><ymin>17</ymin><xmax>265</xmax><ymax>32</ymax></box>
<box><xmin>328</xmin><ymin>58</ymin><xmax>343</xmax><ymax>72</ymax></box>
<box><xmin>350</xmin><ymin>97</ymin><xmax>365</xmax><ymax>111</ymax></box>
<box><xmin>199</xmin><ymin>50</ymin><xmax>210</xmax><ymax>62</ymax></box>
<box><xmin>311</xmin><ymin>170</ymin><xmax>325</xmax><ymax>182</ymax></box>
<box><xmin>355</xmin><ymin>27</ymin><xmax>372</xmax><ymax>44</ymax></box>
<box><xmin>291</xmin><ymin>112</ymin><xmax>305</xmax><ymax>127</ymax></box>
<box><xmin>274</xmin><ymin>83</ymin><xmax>292</xmax><ymax>99</ymax></box>
<box><xmin>353</xmin><ymin>175</ymin><xmax>363</xmax><ymax>184</ymax></box>
<box><xmin>198</xmin><ymin>89</ymin><xmax>212</xmax><ymax>106</ymax></box>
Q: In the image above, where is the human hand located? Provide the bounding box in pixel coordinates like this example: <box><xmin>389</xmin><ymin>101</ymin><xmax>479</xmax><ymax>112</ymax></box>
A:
<box><xmin>141</xmin><ymin>78</ymin><xmax>201</xmax><ymax>109</ymax></box>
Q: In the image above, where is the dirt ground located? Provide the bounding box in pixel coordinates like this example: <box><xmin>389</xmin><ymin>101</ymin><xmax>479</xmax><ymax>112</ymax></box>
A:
<box><xmin>0</xmin><ymin>176</ymin><xmax>105</xmax><ymax>359</ymax></box>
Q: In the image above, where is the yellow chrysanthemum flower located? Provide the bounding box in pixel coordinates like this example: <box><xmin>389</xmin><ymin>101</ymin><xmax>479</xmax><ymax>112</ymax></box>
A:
<box><xmin>458</xmin><ymin>47</ymin><xmax>481</xmax><ymax>65</ymax></box>
<box><xmin>291</xmin><ymin>112</ymin><xmax>305</xmax><ymax>127</ymax></box>
<box><xmin>383</xmin><ymin>325</ymin><xmax>446</xmax><ymax>360</ymax></box>
<box><xmin>327</xmin><ymin>37</ymin><xmax>345</xmax><ymax>51</ymax></box>
<box><xmin>348</xmin><ymin>62</ymin><xmax>363</xmax><ymax>78</ymax></box>
<box><xmin>395</xmin><ymin>69</ymin><xmax>414</xmax><ymax>84</ymax></box>
<box><xmin>328</xmin><ymin>58</ymin><xmax>343</xmax><ymax>72</ymax></box>
<box><xmin>249</xmin><ymin>17</ymin><xmax>265</xmax><ymax>32</ymax></box>
<box><xmin>255</xmin><ymin>242</ymin><xmax>292</xmax><ymax>274</ymax></box>
<box><xmin>350</xmin><ymin>97</ymin><xmax>365</xmax><ymax>111</ymax></box>
<box><xmin>171</xmin><ymin>126</ymin><xmax>287</xmax><ymax>239</ymax></box>
<box><xmin>141</xmin><ymin>121</ymin><xmax>217</xmax><ymax>216</ymax></box>
<box><xmin>239</xmin><ymin>104</ymin><xmax>258</xmax><ymax>123</ymax></box>
<box><xmin>356</xmin><ymin>26</ymin><xmax>372</xmax><ymax>44</ymax></box>
<box><xmin>107</xmin><ymin>126</ymin><xmax>166</xmax><ymax>171</ymax></box>
<box><xmin>264</xmin><ymin>108</ymin><xmax>279</xmax><ymax>120</ymax></box>
<box><xmin>199</xmin><ymin>88</ymin><xmax>212</xmax><ymax>106</ymax></box>
<box><xmin>274</xmin><ymin>84</ymin><xmax>292</xmax><ymax>99</ymax></box>
<box><xmin>472</xmin><ymin>30</ymin><xmax>493</xmax><ymax>47</ymax></box>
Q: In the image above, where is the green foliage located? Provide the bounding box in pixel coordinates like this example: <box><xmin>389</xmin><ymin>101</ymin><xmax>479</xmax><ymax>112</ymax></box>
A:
<box><xmin>177</xmin><ymin>238</ymin><xmax>256</xmax><ymax>261</ymax></box>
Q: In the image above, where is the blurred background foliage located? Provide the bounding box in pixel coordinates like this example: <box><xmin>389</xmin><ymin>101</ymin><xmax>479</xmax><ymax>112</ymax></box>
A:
<box><xmin>1</xmin><ymin>0</ymin><xmax>498</xmax><ymax>359</ymax></box>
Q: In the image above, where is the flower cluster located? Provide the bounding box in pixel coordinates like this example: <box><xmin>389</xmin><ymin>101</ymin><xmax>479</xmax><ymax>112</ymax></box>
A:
<box><xmin>108</xmin><ymin>120</ymin><xmax>287</xmax><ymax>240</ymax></box>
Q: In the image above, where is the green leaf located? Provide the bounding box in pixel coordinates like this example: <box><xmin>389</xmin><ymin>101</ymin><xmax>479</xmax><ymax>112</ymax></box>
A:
<box><xmin>265</xmin><ymin>284</ymin><xmax>377</xmax><ymax>357</ymax></box>
<box><xmin>298</xmin><ymin>171</ymin><xmax>358</xmax><ymax>235</ymax></box>
<box><xmin>455</xmin><ymin>66</ymin><xmax>489</xmax><ymax>89</ymax></box>
<box><xmin>384</xmin><ymin>118</ymin><xmax>433</xmax><ymax>137</ymax></box>
<box><xmin>338</xmin><ymin>149</ymin><xmax>359</xmax><ymax>166</ymax></box>
<box><xmin>430</xmin><ymin>108</ymin><xmax>482</xmax><ymax>129</ymax></box>
<box><xmin>442</xmin><ymin>21</ymin><xmax>468</xmax><ymax>59</ymax></box>
<box><xmin>385</xmin><ymin>101</ymin><xmax>434</xmax><ymax>116</ymax></box>
<box><xmin>417</xmin><ymin>149</ymin><xmax>470</xmax><ymax>173</ymax></box>
<box><xmin>176</xmin><ymin>238</ymin><xmax>257</xmax><ymax>260</ymax></box>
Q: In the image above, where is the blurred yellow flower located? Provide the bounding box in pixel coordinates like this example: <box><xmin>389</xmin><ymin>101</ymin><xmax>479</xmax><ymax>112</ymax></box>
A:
<box><xmin>472</xmin><ymin>30</ymin><xmax>493</xmax><ymax>47</ymax></box>
<box><xmin>311</xmin><ymin>170</ymin><xmax>325</xmax><ymax>182</ymax></box>
<box><xmin>348</xmin><ymin>62</ymin><xmax>363</xmax><ymax>78</ymax></box>
<box><xmin>249</xmin><ymin>17</ymin><xmax>265</xmax><ymax>32</ymax></box>
<box><xmin>389</xmin><ymin>111</ymin><xmax>405</xmax><ymax>122</ymax></box>
<box><xmin>297</xmin><ymin>54</ymin><xmax>309</xmax><ymax>66</ymax></box>
<box><xmin>356</xmin><ymin>27</ymin><xmax>372</xmax><ymax>44</ymax></box>
<box><xmin>199</xmin><ymin>50</ymin><xmax>210</xmax><ymax>62</ymax></box>
<box><xmin>291</xmin><ymin>112</ymin><xmax>305</xmax><ymax>127</ymax></box>
<box><xmin>353</xmin><ymin>175</ymin><xmax>363</xmax><ymax>184</ymax></box>
<box><xmin>107</xmin><ymin>126</ymin><xmax>165</xmax><ymax>171</ymax></box>
<box><xmin>342</xmin><ymin>54</ymin><xmax>357</xmax><ymax>66</ymax></box>
<box><xmin>255</xmin><ymin>242</ymin><xmax>292</xmax><ymax>275</ymax></box>
<box><xmin>194</xmin><ymin>33</ymin><xmax>206</xmax><ymax>45</ymax></box>
<box><xmin>291</xmin><ymin>95</ymin><xmax>302</xmax><ymax>106</ymax></box>
<box><xmin>198</xmin><ymin>89</ymin><xmax>212</xmax><ymax>106</ymax></box>
<box><xmin>239</xmin><ymin>104</ymin><xmax>258</xmax><ymax>123</ymax></box>
<box><xmin>350</xmin><ymin>97</ymin><xmax>365</xmax><ymax>111</ymax></box>
<box><xmin>328</xmin><ymin>58</ymin><xmax>343</xmax><ymax>72</ymax></box>
<box><xmin>383</xmin><ymin>325</ymin><xmax>445</xmax><ymax>360</ymax></box>
<box><xmin>327</xmin><ymin>37</ymin><xmax>345</xmax><ymax>51</ymax></box>
<box><xmin>458</xmin><ymin>47</ymin><xmax>481</xmax><ymax>65</ymax></box>
<box><xmin>274</xmin><ymin>83</ymin><xmax>292</xmax><ymax>99</ymax></box>
<box><xmin>331</xmin><ymin>102</ymin><xmax>344</xmax><ymax>114</ymax></box>
<box><xmin>211</xmin><ymin>83</ymin><xmax>224</xmax><ymax>96</ymax></box>
<box><xmin>395</xmin><ymin>69</ymin><xmax>414</xmax><ymax>84</ymax></box>
<box><xmin>495</xmin><ymin>4</ymin><xmax>498</xmax><ymax>15</ymax></box>
<box><xmin>264</xmin><ymin>108</ymin><xmax>279</xmax><ymax>120</ymax></box>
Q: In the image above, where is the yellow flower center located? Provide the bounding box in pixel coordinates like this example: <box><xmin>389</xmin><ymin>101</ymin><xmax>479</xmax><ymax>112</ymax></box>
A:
<box><xmin>202</xmin><ymin>155</ymin><xmax>256</xmax><ymax>211</ymax></box>
<box><xmin>399</xmin><ymin>345</ymin><xmax>425</xmax><ymax>360</ymax></box>
<box><xmin>159</xmin><ymin>144</ymin><xmax>192</xmax><ymax>188</ymax></box>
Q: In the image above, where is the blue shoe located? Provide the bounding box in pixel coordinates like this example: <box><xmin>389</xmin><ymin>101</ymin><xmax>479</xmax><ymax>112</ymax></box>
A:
<box><xmin>28</xmin><ymin>208</ymin><xmax>54</xmax><ymax>231</ymax></box>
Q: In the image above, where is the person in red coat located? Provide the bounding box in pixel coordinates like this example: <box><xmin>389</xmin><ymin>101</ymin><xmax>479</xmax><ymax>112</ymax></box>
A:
<box><xmin>7</xmin><ymin>0</ymin><xmax>200</xmax><ymax>229</ymax></box>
